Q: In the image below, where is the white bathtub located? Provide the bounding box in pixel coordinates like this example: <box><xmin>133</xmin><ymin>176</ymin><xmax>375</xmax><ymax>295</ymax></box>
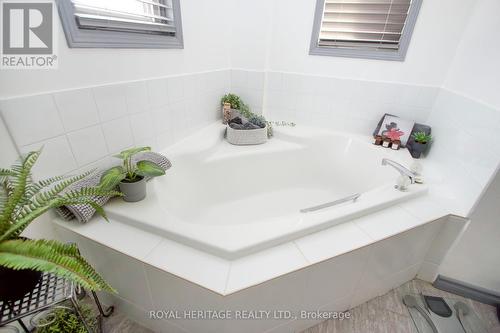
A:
<box><xmin>105</xmin><ymin>124</ymin><xmax>427</xmax><ymax>259</ymax></box>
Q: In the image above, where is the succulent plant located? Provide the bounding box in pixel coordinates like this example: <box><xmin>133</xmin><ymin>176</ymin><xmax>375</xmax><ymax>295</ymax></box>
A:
<box><xmin>412</xmin><ymin>131</ymin><xmax>432</xmax><ymax>144</ymax></box>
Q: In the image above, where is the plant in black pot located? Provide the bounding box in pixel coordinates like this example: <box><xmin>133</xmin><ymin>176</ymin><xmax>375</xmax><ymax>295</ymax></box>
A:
<box><xmin>410</xmin><ymin>132</ymin><xmax>432</xmax><ymax>159</ymax></box>
<box><xmin>0</xmin><ymin>150</ymin><xmax>119</xmax><ymax>303</ymax></box>
<box><xmin>99</xmin><ymin>147</ymin><xmax>165</xmax><ymax>202</ymax></box>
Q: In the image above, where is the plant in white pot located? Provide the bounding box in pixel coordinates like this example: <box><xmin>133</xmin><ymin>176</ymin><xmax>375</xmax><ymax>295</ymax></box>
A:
<box><xmin>100</xmin><ymin>147</ymin><xmax>165</xmax><ymax>202</ymax></box>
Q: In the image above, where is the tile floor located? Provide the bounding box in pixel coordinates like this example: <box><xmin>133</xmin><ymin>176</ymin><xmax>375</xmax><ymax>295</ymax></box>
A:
<box><xmin>302</xmin><ymin>279</ymin><xmax>499</xmax><ymax>333</ymax></box>
<box><xmin>99</xmin><ymin>279</ymin><xmax>500</xmax><ymax>333</ymax></box>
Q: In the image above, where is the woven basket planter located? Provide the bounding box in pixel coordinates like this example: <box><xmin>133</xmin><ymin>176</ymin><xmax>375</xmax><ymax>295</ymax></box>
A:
<box><xmin>226</xmin><ymin>125</ymin><xmax>268</xmax><ymax>145</ymax></box>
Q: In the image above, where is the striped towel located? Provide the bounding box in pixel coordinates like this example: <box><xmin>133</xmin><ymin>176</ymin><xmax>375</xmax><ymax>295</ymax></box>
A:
<box><xmin>54</xmin><ymin>152</ymin><xmax>172</xmax><ymax>223</ymax></box>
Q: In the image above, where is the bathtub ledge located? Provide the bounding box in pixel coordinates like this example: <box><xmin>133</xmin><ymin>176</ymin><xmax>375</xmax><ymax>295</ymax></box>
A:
<box><xmin>52</xmin><ymin>192</ymin><xmax>454</xmax><ymax>296</ymax></box>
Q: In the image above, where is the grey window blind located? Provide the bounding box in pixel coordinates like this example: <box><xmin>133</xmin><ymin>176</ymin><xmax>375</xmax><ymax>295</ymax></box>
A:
<box><xmin>71</xmin><ymin>0</ymin><xmax>176</xmax><ymax>35</ymax></box>
<box><xmin>318</xmin><ymin>0</ymin><xmax>412</xmax><ymax>51</ymax></box>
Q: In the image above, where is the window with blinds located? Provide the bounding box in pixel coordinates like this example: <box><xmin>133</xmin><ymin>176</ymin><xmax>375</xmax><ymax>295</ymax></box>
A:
<box><xmin>57</xmin><ymin>0</ymin><xmax>183</xmax><ymax>48</ymax></box>
<box><xmin>310</xmin><ymin>0</ymin><xmax>422</xmax><ymax>61</ymax></box>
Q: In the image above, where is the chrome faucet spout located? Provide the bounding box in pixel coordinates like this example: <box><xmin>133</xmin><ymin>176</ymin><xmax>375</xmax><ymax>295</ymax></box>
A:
<box><xmin>381</xmin><ymin>158</ymin><xmax>417</xmax><ymax>184</ymax></box>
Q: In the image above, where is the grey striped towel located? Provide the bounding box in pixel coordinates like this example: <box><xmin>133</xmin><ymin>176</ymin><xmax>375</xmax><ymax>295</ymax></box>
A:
<box><xmin>54</xmin><ymin>152</ymin><xmax>172</xmax><ymax>223</ymax></box>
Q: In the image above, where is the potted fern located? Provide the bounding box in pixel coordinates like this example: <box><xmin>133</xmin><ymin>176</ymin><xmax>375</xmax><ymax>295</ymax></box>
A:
<box><xmin>0</xmin><ymin>150</ymin><xmax>119</xmax><ymax>302</ymax></box>
<box><xmin>410</xmin><ymin>132</ymin><xmax>432</xmax><ymax>158</ymax></box>
<box><xmin>99</xmin><ymin>147</ymin><xmax>165</xmax><ymax>202</ymax></box>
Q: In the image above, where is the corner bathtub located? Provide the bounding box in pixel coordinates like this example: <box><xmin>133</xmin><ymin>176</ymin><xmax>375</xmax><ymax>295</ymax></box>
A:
<box><xmin>105</xmin><ymin>124</ymin><xmax>427</xmax><ymax>259</ymax></box>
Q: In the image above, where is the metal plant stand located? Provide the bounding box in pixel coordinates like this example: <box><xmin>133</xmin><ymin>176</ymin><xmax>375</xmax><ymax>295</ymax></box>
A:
<box><xmin>0</xmin><ymin>272</ymin><xmax>114</xmax><ymax>333</ymax></box>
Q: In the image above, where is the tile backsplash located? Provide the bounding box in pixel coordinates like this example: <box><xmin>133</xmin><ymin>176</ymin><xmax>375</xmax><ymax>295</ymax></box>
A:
<box><xmin>0</xmin><ymin>70</ymin><xmax>230</xmax><ymax>179</ymax></box>
<box><xmin>263</xmin><ymin>71</ymin><xmax>439</xmax><ymax>135</ymax></box>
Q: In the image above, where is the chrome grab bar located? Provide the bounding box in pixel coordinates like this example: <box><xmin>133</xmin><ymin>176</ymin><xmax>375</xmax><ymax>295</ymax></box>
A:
<box><xmin>300</xmin><ymin>193</ymin><xmax>361</xmax><ymax>213</ymax></box>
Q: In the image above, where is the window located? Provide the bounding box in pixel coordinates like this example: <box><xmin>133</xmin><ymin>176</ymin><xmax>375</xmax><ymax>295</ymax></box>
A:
<box><xmin>309</xmin><ymin>0</ymin><xmax>422</xmax><ymax>61</ymax></box>
<box><xmin>57</xmin><ymin>0</ymin><xmax>183</xmax><ymax>48</ymax></box>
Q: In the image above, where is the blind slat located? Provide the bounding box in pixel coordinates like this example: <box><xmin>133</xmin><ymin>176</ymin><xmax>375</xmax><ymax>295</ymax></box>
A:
<box><xmin>76</xmin><ymin>14</ymin><xmax>176</xmax><ymax>33</ymax></box>
<box><xmin>73</xmin><ymin>4</ymin><xmax>172</xmax><ymax>23</ymax></box>
<box><xmin>322</xmin><ymin>13</ymin><xmax>407</xmax><ymax>24</ymax></box>
<box><xmin>321</xmin><ymin>22</ymin><xmax>405</xmax><ymax>33</ymax></box>
<box><xmin>71</xmin><ymin>0</ymin><xmax>175</xmax><ymax>35</ymax></box>
<box><xmin>325</xmin><ymin>3</ymin><xmax>410</xmax><ymax>14</ymax></box>
<box><xmin>319</xmin><ymin>40</ymin><xmax>400</xmax><ymax>50</ymax></box>
<box><xmin>318</xmin><ymin>0</ymin><xmax>413</xmax><ymax>51</ymax></box>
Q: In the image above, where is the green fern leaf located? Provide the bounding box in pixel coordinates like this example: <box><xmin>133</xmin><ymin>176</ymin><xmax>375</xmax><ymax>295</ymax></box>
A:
<box><xmin>0</xmin><ymin>150</ymin><xmax>41</xmax><ymax>229</ymax></box>
<box><xmin>0</xmin><ymin>239</ymin><xmax>115</xmax><ymax>292</ymax></box>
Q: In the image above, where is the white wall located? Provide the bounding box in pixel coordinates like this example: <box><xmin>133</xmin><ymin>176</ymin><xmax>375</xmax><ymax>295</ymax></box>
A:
<box><xmin>433</xmin><ymin>0</ymin><xmax>500</xmax><ymax>293</ymax></box>
<box><xmin>439</xmin><ymin>169</ymin><xmax>500</xmax><ymax>294</ymax></box>
<box><xmin>0</xmin><ymin>0</ymin><xmax>232</xmax><ymax>98</ymax></box>
<box><xmin>0</xmin><ymin>117</ymin><xmax>18</xmax><ymax>166</ymax></box>
<box><xmin>443</xmin><ymin>0</ymin><xmax>500</xmax><ymax>109</ymax></box>
<box><xmin>231</xmin><ymin>0</ymin><xmax>477</xmax><ymax>86</ymax></box>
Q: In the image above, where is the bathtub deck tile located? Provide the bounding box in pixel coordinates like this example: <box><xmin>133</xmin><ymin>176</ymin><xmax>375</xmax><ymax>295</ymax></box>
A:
<box><xmin>398</xmin><ymin>194</ymin><xmax>450</xmax><ymax>222</ymax></box>
<box><xmin>294</xmin><ymin>221</ymin><xmax>372</xmax><ymax>264</ymax></box>
<box><xmin>225</xmin><ymin>242</ymin><xmax>308</xmax><ymax>294</ymax></box>
<box><xmin>352</xmin><ymin>206</ymin><xmax>422</xmax><ymax>240</ymax></box>
<box><xmin>53</xmin><ymin>217</ymin><xmax>163</xmax><ymax>260</ymax></box>
<box><xmin>143</xmin><ymin>238</ymin><xmax>230</xmax><ymax>294</ymax></box>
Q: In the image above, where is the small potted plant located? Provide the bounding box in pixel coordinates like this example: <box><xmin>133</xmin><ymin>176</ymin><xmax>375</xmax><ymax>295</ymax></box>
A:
<box><xmin>0</xmin><ymin>150</ymin><xmax>118</xmax><ymax>303</ymax></box>
<box><xmin>99</xmin><ymin>147</ymin><xmax>165</xmax><ymax>202</ymax></box>
<box><xmin>410</xmin><ymin>132</ymin><xmax>432</xmax><ymax>158</ymax></box>
<box><xmin>220</xmin><ymin>93</ymin><xmax>251</xmax><ymax>122</ymax></box>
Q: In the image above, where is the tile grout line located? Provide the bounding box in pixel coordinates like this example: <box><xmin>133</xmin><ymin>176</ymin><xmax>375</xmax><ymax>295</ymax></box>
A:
<box><xmin>292</xmin><ymin>241</ymin><xmax>311</xmax><ymax>264</ymax></box>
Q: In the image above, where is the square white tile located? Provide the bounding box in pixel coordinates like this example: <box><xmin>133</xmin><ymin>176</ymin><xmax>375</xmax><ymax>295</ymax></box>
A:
<box><xmin>146</xmin><ymin>78</ymin><xmax>169</xmax><ymax>108</ymax></box>
<box><xmin>67</xmin><ymin>125</ymin><xmax>108</xmax><ymax>166</ymax></box>
<box><xmin>167</xmin><ymin>76</ymin><xmax>185</xmax><ymax>103</ymax></box>
<box><xmin>143</xmin><ymin>238</ymin><xmax>230</xmax><ymax>294</ymax></box>
<box><xmin>295</xmin><ymin>221</ymin><xmax>373</xmax><ymax>264</ymax></box>
<box><xmin>93</xmin><ymin>84</ymin><xmax>128</xmax><ymax>122</ymax></box>
<box><xmin>0</xmin><ymin>94</ymin><xmax>64</xmax><ymax>146</ymax></box>
<box><xmin>130</xmin><ymin>111</ymin><xmax>155</xmax><ymax>142</ymax></box>
<box><xmin>75</xmin><ymin>236</ymin><xmax>155</xmax><ymax>309</ymax></box>
<box><xmin>124</xmin><ymin>81</ymin><xmax>149</xmax><ymax>114</ymax></box>
<box><xmin>231</xmin><ymin>70</ymin><xmax>248</xmax><ymax>89</ymax></box>
<box><xmin>101</xmin><ymin>117</ymin><xmax>134</xmax><ymax>154</ymax></box>
<box><xmin>21</xmin><ymin>135</ymin><xmax>77</xmax><ymax>179</ymax></box>
<box><xmin>266</xmin><ymin>72</ymin><xmax>283</xmax><ymax>92</ymax></box>
<box><xmin>54</xmin><ymin>88</ymin><xmax>100</xmax><ymax>132</ymax></box>
<box><xmin>225</xmin><ymin>243</ymin><xmax>308</xmax><ymax>294</ymax></box>
<box><xmin>247</xmin><ymin>71</ymin><xmax>265</xmax><ymax>90</ymax></box>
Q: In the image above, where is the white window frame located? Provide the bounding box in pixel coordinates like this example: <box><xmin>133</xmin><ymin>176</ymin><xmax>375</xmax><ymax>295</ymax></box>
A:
<box><xmin>309</xmin><ymin>0</ymin><xmax>422</xmax><ymax>61</ymax></box>
<box><xmin>56</xmin><ymin>0</ymin><xmax>183</xmax><ymax>49</ymax></box>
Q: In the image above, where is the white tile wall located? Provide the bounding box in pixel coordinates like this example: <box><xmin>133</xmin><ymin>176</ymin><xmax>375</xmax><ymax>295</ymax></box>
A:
<box><xmin>0</xmin><ymin>94</ymin><xmax>65</xmax><ymax>146</ymax></box>
<box><xmin>21</xmin><ymin>135</ymin><xmax>77</xmax><ymax>179</ymax></box>
<box><xmin>426</xmin><ymin>89</ymin><xmax>500</xmax><ymax>216</ymax></box>
<box><xmin>262</xmin><ymin>71</ymin><xmax>438</xmax><ymax>134</ymax></box>
<box><xmin>101</xmin><ymin>117</ymin><xmax>134</xmax><ymax>154</ymax></box>
<box><xmin>93</xmin><ymin>84</ymin><xmax>128</xmax><ymax>122</ymax></box>
<box><xmin>67</xmin><ymin>125</ymin><xmax>109</xmax><ymax>166</ymax></box>
<box><xmin>0</xmin><ymin>70</ymin><xmax>230</xmax><ymax>179</ymax></box>
<box><xmin>230</xmin><ymin>69</ymin><xmax>265</xmax><ymax>115</ymax></box>
<box><xmin>54</xmin><ymin>88</ymin><xmax>100</xmax><ymax>132</ymax></box>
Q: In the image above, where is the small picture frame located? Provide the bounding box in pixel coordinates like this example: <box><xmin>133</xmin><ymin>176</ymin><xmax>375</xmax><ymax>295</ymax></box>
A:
<box><xmin>377</xmin><ymin>115</ymin><xmax>415</xmax><ymax>147</ymax></box>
